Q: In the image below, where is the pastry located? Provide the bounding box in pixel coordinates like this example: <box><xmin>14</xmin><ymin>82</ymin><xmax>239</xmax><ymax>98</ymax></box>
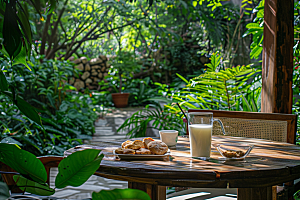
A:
<box><xmin>115</xmin><ymin>148</ymin><xmax>135</xmax><ymax>154</ymax></box>
<box><xmin>123</xmin><ymin>149</ymin><xmax>135</xmax><ymax>154</ymax></box>
<box><xmin>143</xmin><ymin>137</ymin><xmax>155</xmax><ymax>149</ymax></box>
<box><xmin>124</xmin><ymin>140</ymin><xmax>143</xmax><ymax>150</ymax></box>
<box><xmin>136</xmin><ymin>148</ymin><xmax>151</xmax><ymax>154</ymax></box>
<box><xmin>115</xmin><ymin>148</ymin><xmax>124</xmax><ymax>154</ymax></box>
<box><xmin>122</xmin><ymin>140</ymin><xmax>132</xmax><ymax>148</ymax></box>
<box><xmin>148</xmin><ymin>141</ymin><xmax>168</xmax><ymax>155</ymax></box>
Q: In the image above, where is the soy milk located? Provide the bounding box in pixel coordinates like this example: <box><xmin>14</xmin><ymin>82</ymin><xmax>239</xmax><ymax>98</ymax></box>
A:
<box><xmin>189</xmin><ymin>124</ymin><xmax>212</xmax><ymax>157</ymax></box>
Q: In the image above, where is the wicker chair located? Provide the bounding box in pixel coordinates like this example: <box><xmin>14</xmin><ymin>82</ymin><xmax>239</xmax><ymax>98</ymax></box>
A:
<box><xmin>188</xmin><ymin>109</ymin><xmax>297</xmax><ymax>144</ymax></box>
<box><xmin>167</xmin><ymin>110</ymin><xmax>298</xmax><ymax>200</ymax></box>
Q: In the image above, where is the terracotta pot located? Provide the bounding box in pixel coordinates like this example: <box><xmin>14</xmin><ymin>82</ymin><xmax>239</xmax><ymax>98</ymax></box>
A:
<box><xmin>111</xmin><ymin>93</ymin><xmax>130</xmax><ymax>108</ymax></box>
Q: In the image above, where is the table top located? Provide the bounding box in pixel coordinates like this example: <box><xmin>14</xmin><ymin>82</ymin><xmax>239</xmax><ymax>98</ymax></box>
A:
<box><xmin>69</xmin><ymin>136</ymin><xmax>300</xmax><ymax>188</ymax></box>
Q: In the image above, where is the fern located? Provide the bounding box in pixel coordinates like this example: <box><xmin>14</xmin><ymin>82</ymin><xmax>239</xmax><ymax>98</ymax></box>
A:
<box><xmin>176</xmin><ymin>60</ymin><xmax>261</xmax><ymax>111</ymax></box>
<box><xmin>117</xmin><ymin>104</ymin><xmax>185</xmax><ymax>138</ymax></box>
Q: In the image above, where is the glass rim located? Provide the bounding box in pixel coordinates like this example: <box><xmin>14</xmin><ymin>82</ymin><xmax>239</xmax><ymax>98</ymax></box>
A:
<box><xmin>159</xmin><ymin>130</ymin><xmax>178</xmax><ymax>133</ymax></box>
<box><xmin>188</xmin><ymin>112</ymin><xmax>213</xmax><ymax>115</ymax></box>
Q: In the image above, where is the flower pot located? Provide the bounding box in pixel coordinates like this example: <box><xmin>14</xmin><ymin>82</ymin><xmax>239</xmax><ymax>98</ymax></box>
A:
<box><xmin>111</xmin><ymin>93</ymin><xmax>130</xmax><ymax>108</ymax></box>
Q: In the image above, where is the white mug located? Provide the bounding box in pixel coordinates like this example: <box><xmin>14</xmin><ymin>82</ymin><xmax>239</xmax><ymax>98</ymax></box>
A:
<box><xmin>159</xmin><ymin>130</ymin><xmax>178</xmax><ymax>147</ymax></box>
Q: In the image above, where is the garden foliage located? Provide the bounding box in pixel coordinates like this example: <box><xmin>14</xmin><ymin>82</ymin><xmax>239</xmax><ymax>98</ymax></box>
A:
<box><xmin>172</xmin><ymin>53</ymin><xmax>261</xmax><ymax>112</ymax></box>
<box><xmin>0</xmin><ymin>56</ymin><xmax>98</xmax><ymax>155</ymax></box>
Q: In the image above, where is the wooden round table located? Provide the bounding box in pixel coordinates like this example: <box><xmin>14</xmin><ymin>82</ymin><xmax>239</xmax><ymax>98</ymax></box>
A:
<box><xmin>83</xmin><ymin>136</ymin><xmax>300</xmax><ymax>200</ymax></box>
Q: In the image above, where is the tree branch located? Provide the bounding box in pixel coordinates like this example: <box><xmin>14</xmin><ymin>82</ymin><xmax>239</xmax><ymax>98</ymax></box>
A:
<box><xmin>63</xmin><ymin>6</ymin><xmax>112</xmax><ymax>59</ymax></box>
<box><xmin>40</xmin><ymin>13</ymin><xmax>52</xmax><ymax>55</ymax></box>
<box><xmin>44</xmin><ymin>0</ymin><xmax>69</xmax><ymax>57</ymax></box>
<box><xmin>63</xmin><ymin>18</ymin><xmax>143</xmax><ymax>60</ymax></box>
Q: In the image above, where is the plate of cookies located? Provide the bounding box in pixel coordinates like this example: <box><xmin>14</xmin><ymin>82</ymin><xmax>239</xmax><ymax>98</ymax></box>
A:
<box><xmin>114</xmin><ymin>137</ymin><xmax>170</xmax><ymax>160</ymax></box>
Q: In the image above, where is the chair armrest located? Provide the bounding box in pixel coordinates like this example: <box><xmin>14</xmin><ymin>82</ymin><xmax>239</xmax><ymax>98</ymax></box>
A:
<box><xmin>37</xmin><ymin>156</ymin><xmax>63</xmax><ymax>185</ymax></box>
<box><xmin>0</xmin><ymin>156</ymin><xmax>64</xmax><ymax>193</ymax></box>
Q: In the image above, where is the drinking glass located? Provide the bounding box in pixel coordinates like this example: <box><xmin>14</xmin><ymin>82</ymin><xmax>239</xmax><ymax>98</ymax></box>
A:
<box><xmin>188</xmin><ymin>112</ymin><xmax>226</xmax><ymax>158</ymax></box>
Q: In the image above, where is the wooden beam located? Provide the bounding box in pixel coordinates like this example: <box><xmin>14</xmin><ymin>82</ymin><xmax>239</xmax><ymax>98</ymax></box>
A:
<box><xmin>261</xmin><ymin>0</ymin><xmax>294</xmax><ymax>114</ymax></box>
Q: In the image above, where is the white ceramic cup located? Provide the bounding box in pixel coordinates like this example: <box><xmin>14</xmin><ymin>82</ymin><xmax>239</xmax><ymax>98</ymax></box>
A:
<box><xmin>159</xmin><ymin>130</ymin><xmax>178</xmax><ymax>147</ymax></box>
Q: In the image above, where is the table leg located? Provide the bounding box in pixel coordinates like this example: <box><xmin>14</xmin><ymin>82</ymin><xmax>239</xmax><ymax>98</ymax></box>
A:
<box><xmin>128</xmin><ymin>182</ymin><xmax>166</xmax><ymax>200</ymax></box>
<box><xmin>238</xmin><ymin>187</ymin><xmax>272</xmax><ymax>200</ymax></box>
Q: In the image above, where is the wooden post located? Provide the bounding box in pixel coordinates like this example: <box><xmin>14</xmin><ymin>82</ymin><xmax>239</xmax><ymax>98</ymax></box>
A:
<box><xmin>238</xmin><ymin>187</ymin><xmax>272</xmax><ymax>200</ymax></box>
<box><xmin>261</xmin><ymin>0</ymin><xmax>294</xmax><ymax>114</ymax></box>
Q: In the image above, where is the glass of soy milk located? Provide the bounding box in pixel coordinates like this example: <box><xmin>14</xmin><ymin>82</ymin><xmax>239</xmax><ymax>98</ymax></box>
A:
<box><xmin>188</xmin><ymin>112</ymin><xmax>225</xmax><ymax>159</ymax></box>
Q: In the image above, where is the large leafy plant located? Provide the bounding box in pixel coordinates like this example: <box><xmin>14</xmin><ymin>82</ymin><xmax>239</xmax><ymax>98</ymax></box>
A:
<box><xmin>0</xmin><ymin>143</ymin><xmax>151</xmax><ymax>200</ymax></box>
<box><xmin>170</xmin><ymin>52</ymin><xmax>261</xmax><ymax>111</ymax></box>
<box><xmin>243</xmin><ymin>0</ymin><xmax>264</xmax><ymax>59</ymax></box>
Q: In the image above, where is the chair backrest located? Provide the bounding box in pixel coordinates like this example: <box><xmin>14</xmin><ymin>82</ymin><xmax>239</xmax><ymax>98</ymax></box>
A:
<box><xmin>188</xmin><ymin>110</ymin><xmax>297</xmax><ymax>144</ymax></box>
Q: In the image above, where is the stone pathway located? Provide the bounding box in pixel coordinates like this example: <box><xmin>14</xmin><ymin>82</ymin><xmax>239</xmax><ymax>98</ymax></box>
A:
<box><xmin>87</xmin><ymin>107</ymin><xmax>158</xmax><ymax>144</ymax></box>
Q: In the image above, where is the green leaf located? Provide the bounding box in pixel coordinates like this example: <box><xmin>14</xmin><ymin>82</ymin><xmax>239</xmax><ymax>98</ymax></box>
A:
<box><xmin>147</xmin><ymin>97</ymin><xmax>173</xmax><ymax>104</ymax></box>
<box><xmin>16</xmin><ymin>97</ymin><xmax>42</xmax><ymax>125</ymax></box>
<box><xmin>294</xmin><ymin>189</ymin><xmax>300</xmax><ymax>200</ymax></box>
<box><xmin>176</xmin><ymin>73</ymin><xmax>189</xmax><ymax>84</ymax></box>
<box><xmin>241</xmin><ymin>94</ymin><xmax>252</xmax><ymax>112</ymax></box>
<box><xmin>0</xmin><ymin>182</ymin><xmax>10</xmax><ymax>200</ymax></box>
<box><xmin>2</xmin><ymin>91</ymin><xmax>42</xmax><ymax>125</ymax></box>
<box><xmin>3</xmin><ymin>3</ymin><xmax>22</xmax><ymax>59</ymax></box>
<box><xmin>250</xmin><ymin>45</ymin><xmax>263</xmax><ymax>59</ymax></box>
<box><xmin>12</xmin><ymin>46</ymin><xmax>32</xmax><ymax>71</ymax></box>
<box><xmin>13</xmin><ymin>175</ymin><xmax>55</xmax><ymax>196</ymax></box>
<box><xmin>92</xmin><ymin>188</ymin><xmax>151</xmax><ymax>200</ymax></box>
<box><xmin>44</xmin><ymin>125</ymin><xmax>66</xmax><ymax>136</ymax></box>
<box><xmin>55</xmin><ymin>149</ymin><xmax>103</xmax><ymax>189</ymax></box>
<box><xmin>1</xmin><ymin>137</ymin><xmax>23</xmax><ymax>146</ymax></box>
<box><xmin>0</xmin><ymin>70</ymin><xmax>8</xmax><ymax>91</ymax></box>
<box><xmin>246</xmin><ymin>23</ymin><xmax>261</xmax><ymax>29</ymax></box>
<box><xmin>48</xmin><ymin>0</ymin><xmax>56</xmax><ymax>14</ymax></box>
<box><xmin>17</xmin><ymin>7</ymin><xmax>32</xmax><ymax>57</ymax></box>
<box><xmin>0</xmin><ymin>143</ymin><xmax>47</xmax><ymax>183</ymax></box>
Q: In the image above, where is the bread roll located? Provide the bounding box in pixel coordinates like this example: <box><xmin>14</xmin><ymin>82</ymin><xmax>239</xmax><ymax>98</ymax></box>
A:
<box><xmin>124</xmin><ymin>140</ymin><xmax>143</xmax><ymax>150</ymax></box>
<box><xmin>148</xmin><ymin>141</ymin><xmax>168</xmax><ymax>155</ymax></box>
<box><xmin>143</xmin><ymin>138</ymin><xmax>155</xmax><ymax>149</ymax></box>
<box><xmin>122</xmin><ymin>140</ymin><xmax>132</xmax><ymax>148</ymax></box>
<box><xmin>136</xmin><ymin>148</ymin><xmax>151</xmax><ymax>154</ymax></box>
<box><xmin>115</xmin><ymin>148</ymin><xmax>124</xmax><ymax>154</ymax></box>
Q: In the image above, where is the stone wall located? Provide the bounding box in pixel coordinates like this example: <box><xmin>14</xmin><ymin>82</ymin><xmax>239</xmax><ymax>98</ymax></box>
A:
<box><xmin>69</xmin><ymin>55</ymin><xmax>110</xmax><ymax>91</ymax></box>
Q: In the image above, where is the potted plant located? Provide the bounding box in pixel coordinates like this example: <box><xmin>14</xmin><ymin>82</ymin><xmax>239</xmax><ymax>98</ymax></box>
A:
<box><xmin>109</xmin><ymin>51</ymin><xmax>142</xmax><ymax>108</ymax></box>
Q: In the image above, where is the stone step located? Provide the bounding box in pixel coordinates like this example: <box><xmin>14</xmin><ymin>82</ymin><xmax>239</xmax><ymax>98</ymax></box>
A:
<box><xmin>95</xmin><ymin>127</ymin><xmax>113</xmax><ymax>130</ymax></box>
<box><xmin>91</xmin><ymin>135</ymin><xmax>128</xmax><ymax>141</ymax></box>
<box><xmin>94</xmin><ymin>131</ymin><xmax>115</xmax><ymax>136</ymax></box>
